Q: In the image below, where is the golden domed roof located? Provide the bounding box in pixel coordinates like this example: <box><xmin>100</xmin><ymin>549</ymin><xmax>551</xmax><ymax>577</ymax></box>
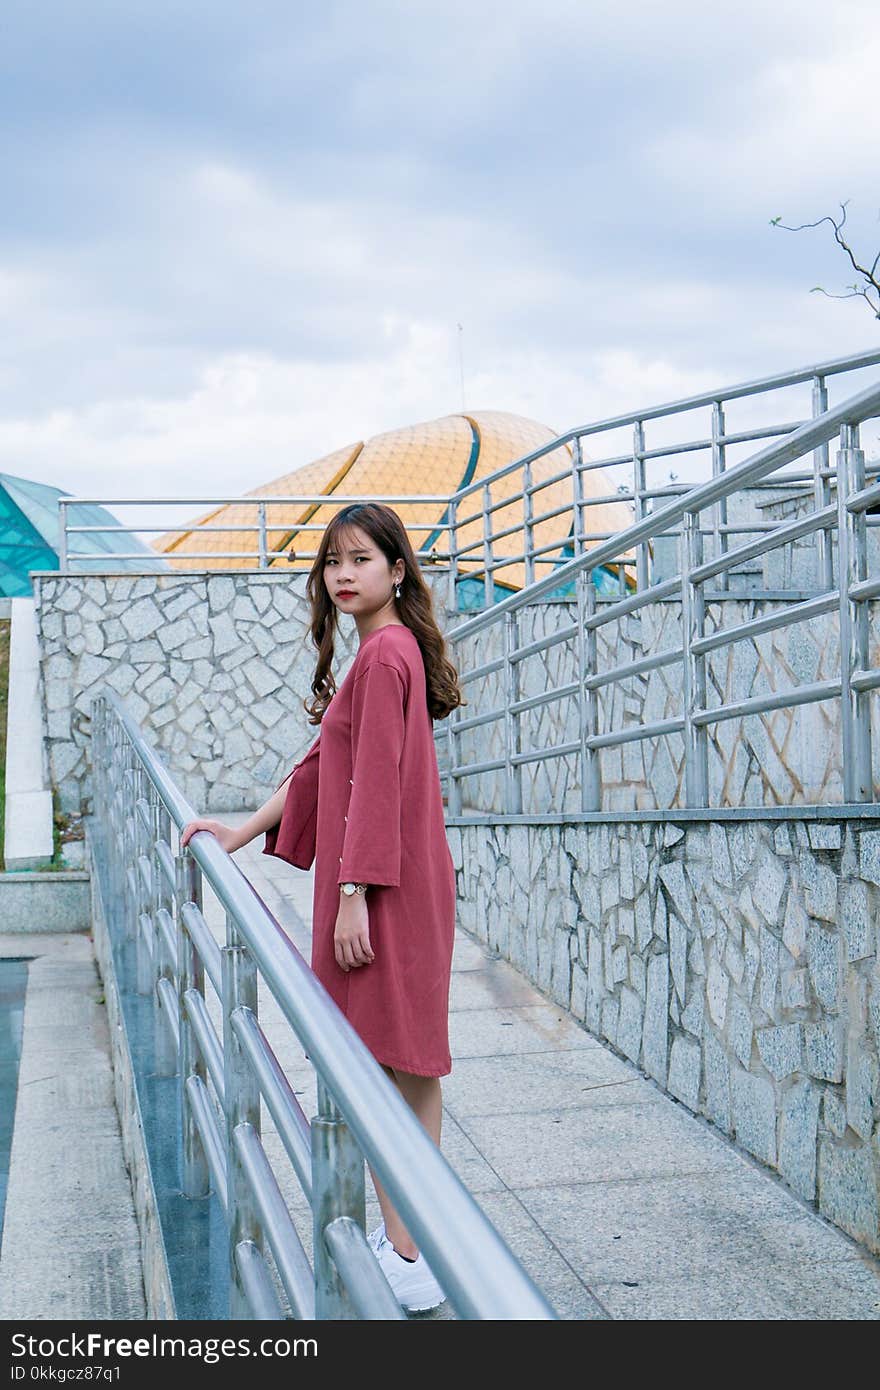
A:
<box><xmin>153</xmin><ymin>410</ymin><xmax>634</xmax><ymax>594</ymax></box>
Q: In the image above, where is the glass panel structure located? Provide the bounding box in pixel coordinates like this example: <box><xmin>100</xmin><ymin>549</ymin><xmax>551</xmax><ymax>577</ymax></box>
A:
<box><xmin>0</xmin><ymin>474</ymin><xmax>167</xmax><ymax>595</ymax></box>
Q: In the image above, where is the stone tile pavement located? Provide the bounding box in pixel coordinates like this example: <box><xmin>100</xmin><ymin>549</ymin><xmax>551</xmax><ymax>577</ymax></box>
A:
<box><xmin>228</xmin><ymin>824</ymin><xmax>880</xmax><ymax>1320</ymax></box>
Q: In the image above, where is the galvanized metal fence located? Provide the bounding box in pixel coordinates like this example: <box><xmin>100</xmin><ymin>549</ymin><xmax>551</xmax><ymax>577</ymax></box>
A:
<box><xmin>90</xmin><ymin>689</ymin><xmax>557</xmax><ymax>1321</ymax></box>
<box><xmin>73</xmin><ymin>348</ymin><xmax>880</xmax><ymax>818</ymax></box>
<box><xmin>438</xmin><ymin>378</ymin><xmax>880</xmax><ymax>814</ymax></box>
<box><xmin>57</xmin><ymin>349</ymin><xmax>880</xmax><ymax>610</ymax></box>
<box><xmin>442</xmin><ymin>347</ymin><xmax>880</xmax><ymax>606</ymax></box>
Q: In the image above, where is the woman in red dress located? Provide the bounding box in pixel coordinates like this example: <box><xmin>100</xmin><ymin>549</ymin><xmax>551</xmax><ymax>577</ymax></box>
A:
<box><xmin>182</xmin><ymin>502</ymin><xmax>465</xmax><ymax>1311</ymax></box>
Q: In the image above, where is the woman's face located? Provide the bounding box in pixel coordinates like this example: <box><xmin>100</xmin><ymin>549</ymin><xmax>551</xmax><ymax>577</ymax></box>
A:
<box><xmin>323</xmin><ymin>524</ymin><xmax>403</xmax><ymax>622</ymax></box>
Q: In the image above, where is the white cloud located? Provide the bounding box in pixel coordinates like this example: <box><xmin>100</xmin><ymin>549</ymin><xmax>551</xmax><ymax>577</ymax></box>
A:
<box><xmin>648</xmin><ymin>26</ymin><xmax>880</xmax><ymax>214</ymax></box>
<box><xmin>2</xmin><ymin>0</ymin><xmax>879</xmax><ymax>518</ymax></box>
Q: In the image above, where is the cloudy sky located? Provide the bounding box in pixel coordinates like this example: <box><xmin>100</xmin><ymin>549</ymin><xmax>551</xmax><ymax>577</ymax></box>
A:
<box><xmin>2</xmin><ymin>0</ymin><xmax>879</xmax><ymax>515</ymax></box>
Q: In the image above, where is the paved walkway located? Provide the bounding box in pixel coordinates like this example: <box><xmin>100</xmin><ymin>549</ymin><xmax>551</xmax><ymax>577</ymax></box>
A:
<box><xmin>228</xmin><ymin>825</ymin><xmax>880</xmax><ymax>1320</ymax></box>
<box><xmin>2</xmin><ymin>840</ymin><xmax>879</xmax><ymax>1320</ymax></box>
<box><xmin>0</xmin><ymin>932</ymin><xmax>146</xmax><ymax>1320</ymax></box>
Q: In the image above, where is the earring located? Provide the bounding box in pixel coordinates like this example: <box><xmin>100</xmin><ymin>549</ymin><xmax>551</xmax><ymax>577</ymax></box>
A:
<box><xmin>395</xmin><ymin>582</ymin><xmax>401</xmax><ymax>599</ymax></box>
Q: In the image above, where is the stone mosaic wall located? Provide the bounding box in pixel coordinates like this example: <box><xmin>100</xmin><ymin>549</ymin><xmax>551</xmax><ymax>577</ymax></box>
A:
<box><xmin>447</xmin><ymin>814</ymin><xmax>880</xmax><ymax>1253</ymax></box>
<box><xmin>31</xmin><ymin>571</ymin><xmax>880</xmax><ymax>816</ymax></box>
<box><xmin>32</xmin><ymin>572</ymin><xmax>453</xmax><ymax>814</ymax></box>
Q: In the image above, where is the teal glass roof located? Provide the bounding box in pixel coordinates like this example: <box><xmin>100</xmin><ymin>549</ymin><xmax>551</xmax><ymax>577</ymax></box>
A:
<box><xmin>0</xmin><ymin>473</ymin><xmax>167</xmax><ymax>596</ymax></box>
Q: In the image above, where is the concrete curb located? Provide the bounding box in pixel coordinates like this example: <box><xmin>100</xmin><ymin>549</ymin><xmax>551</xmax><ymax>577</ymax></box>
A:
<box><xmin>0</xmin><ymin>870</ymin><xmax>91</xmax><ymax>931</ymax></box>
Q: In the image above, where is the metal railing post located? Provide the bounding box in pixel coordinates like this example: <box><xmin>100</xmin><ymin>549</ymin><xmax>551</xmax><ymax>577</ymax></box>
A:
<box><xmin>123</xmin><ymin>759</ymin><xmax>139</xmax><ymax>943</ymax></box>
<box><xmin>813</xmin><ymin>375</ymin><xmax>833</xmax><ymax>590</ymax></box>
<box><xmin>579</xmin><ymin>573</ymin><xmax>601</xmax><ymax>811</ymax></box>
<box><xmin>90</xmin><ymin>699</ymin><xmax>101</xmax><ymax>817</ymax></box>
<box><xmin>102</xmin><ymin>708</ymin><xmax>117</xmax><ymax>903</ymax></box>
<box><xmin>58</xmin><ymin>500</ymin><xmax>68</xmax><ymax>573</ymax></box>
<box><xmin>446</xmin><ymin>495</ymin><xmax>460</xmax><ymax>613</ymax></box>
<box><xmin>482</xmin><ymin>481</ymin><xmax>494</xmax><ymax>609</ymax></box>
<box><xmin>176</xmin><ymin>849</ymin><xmax>209</xmax><ymax>1198</ymax></box>
<box><xmin>571</xmin><ymin>436</ymin><xmax>585</xmax><ymax>564</ymax></box>
<box><xmin>711</xmin><ymin>402</ymin><xmax>729</xmax><ymax>591</ymax></box>
<box><xmin>91</xmin><ymin>697</ymin><xmax>104</xmax><ymax>833</ymax></box>
<box><xmin>837</xmin><ymin>425</ymin><xmax>872</xmax><ymax>801</ymax></box>
<box><xmin>632</xmin><ymin>421</ymin><xmax>648</xmax><ymax>590</ymax></box>
<box><xmin>135</xmin><ymin>770</ymin><xmax>153</xmax><ymax>992</ymax></box>
<box><xmin>446</xmin><ymin>710</ymin><xmax>462</xmax><ymax>818</ymax></box>
<box><xmin>504</xmin><ymin>610</ymin><xmax>523</xmax><ymax>814</ymax></box>
<box><xmin>523</xmin><ymin>461</ymin><xmax>535</xmax><ymax>589</ymax></box>
<box><xmin>311</xmin><ymin>1076</ymin><xmax>366</xmax><ymax>1320</ymax></box>
<box><xmin>151</xmin><ymin>789</ymin><xmax>176</xmax><ymax>1076</ymax></box>
<box><xmin>222</xmin><ymin>915</ymin><xmax>262</xmax><ymax>1318</ymax></box>
<box><xmin>257</xmin><ymin>502</ymin><xmax>268</xmax><ymax>570</ymax></box>
<box><xmin>111</xmin><ymin>726</ymin><xmax>127</xmax><ymax>923</ymax></box>
<box><xmin>682</xmin><ymin>512</ymin><xmax>709</xmax><ymax>806</ymax></box>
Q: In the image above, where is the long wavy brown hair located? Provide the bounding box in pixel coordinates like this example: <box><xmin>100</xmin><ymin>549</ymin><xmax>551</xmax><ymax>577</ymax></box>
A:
<box><xmin>302</xmin><ymin>502</ymin><xmax>467</xmax><ymax>725</ymax></box>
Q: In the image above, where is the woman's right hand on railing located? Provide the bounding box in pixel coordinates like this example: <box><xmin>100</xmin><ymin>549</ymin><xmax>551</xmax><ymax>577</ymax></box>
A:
<box><xmin>180</xmin><ymin>819</ymin><xmax>243</xmax><ymax>854</ymax></box>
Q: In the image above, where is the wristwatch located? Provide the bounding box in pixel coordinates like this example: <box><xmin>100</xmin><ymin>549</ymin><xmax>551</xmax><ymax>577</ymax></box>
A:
<box><xmin>339</xmin><ymin>881</ymin><xmax>368</xmax><ymax>896</ymax></box>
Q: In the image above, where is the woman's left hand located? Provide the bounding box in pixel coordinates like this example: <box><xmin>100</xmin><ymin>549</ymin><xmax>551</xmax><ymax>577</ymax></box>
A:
<box><xmin>334</xmin><ymin>895</ymin><xmax>374</xmax><ymax>972</ymax></box>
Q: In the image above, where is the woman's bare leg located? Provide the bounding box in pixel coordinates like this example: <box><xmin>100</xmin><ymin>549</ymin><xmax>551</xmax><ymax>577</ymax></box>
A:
<box><xmin>368</xmin><ymin>1065</ymin><xmax>442</xmax><ymax>1261</ymax></box>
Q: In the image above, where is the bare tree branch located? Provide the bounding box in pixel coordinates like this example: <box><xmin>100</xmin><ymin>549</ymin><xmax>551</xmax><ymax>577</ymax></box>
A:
<box><xmin>770</xmin><ymin>201</ymin><xmax>880</xmax><ymax>321</ymax></box>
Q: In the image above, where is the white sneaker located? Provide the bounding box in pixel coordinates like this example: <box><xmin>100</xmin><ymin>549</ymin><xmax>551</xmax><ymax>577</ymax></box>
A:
<box><xmin>368</xmin><ymin>1222</ymin><xmax>437</xmax><ymax>1277</ymax></box>
<box><xmin>373</xmin><ymin>1232</ymin><xmax>446</xmax><ymax>1312</ymax></box>
<box><xmin>367</xmin><ymin>1220</ymin><xmax>386</xmax><ymax>1253</ymax></box>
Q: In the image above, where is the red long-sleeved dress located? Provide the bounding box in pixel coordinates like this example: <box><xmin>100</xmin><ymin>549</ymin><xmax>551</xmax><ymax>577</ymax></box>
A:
<box><xmin>263</xmin><ymin>623</ymin><xmax>456</xmax><ymax>1077</ymax></box>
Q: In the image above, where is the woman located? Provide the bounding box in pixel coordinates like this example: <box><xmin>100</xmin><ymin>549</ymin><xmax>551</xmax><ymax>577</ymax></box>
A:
<box><xmin>181</xmin><ymin>501</ymin><xmax>465</xmax><ymax>1313</ymax></box>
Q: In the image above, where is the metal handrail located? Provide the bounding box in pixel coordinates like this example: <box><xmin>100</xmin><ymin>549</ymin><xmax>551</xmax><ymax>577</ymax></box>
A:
<box><xmin>447</xmin><ymin>381</ymin><xmax>880</xmax><ymax>634</ymax></box>
<box><xmin>57</xmin><ymin>348</ymin><xmax>880</xmax><ymax>596</ymax></box>
<box><xmin>436</xmin><ymin>378</ymin><xmax>880</xmax><ymax>813</ymax></box>
<box><xmin>90</xmin><ymin>689</ymin><xmax>556</xmax><ymax>1321</ymax></box>
<box><xmin>451</xmin><ymin>346</ymin><xmax>880</xmax><ymax>494</ymax></box>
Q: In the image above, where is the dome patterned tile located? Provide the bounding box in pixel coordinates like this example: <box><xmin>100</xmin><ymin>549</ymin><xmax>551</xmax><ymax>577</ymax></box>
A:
<box><xmin>152</xmin><ymin>410</ymin><xmax>635</xmax><ymax>586</ymax></box>
<box><xmin>154</xmin><ymin>443</ymin><xmax>362</xmax><ymax>569</ymax></box>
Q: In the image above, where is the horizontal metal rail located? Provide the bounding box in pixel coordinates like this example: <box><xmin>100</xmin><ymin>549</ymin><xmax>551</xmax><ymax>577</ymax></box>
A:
<box><xmin>851</xmin><ymin>668</ymin><xmax>880</xmax><ymax>694</ymax></box>
<box><xmin>323</xmin><ymin>1217</ymin><xmax>406</xmax><ymax>1321</ymax></box>
<box><xmin>587</xmin><ymin>717</ymin><xmax>687</xmax><ymax>751</ymax></box>
<box><xmin>157</xmin><ymin>976</ymin><xmax>180</xmax><ymax>1052</ymax></box>
<box><xmin>232</xmin><ymin>1006</ymin><xmax>313</xmax><ymax>1202</ymax></box>
<box><xmin>689</xmin><ymin>504</ymin><xmax>837</xmax><ymax>584</ymax></box>
<box><xmin>180</xmin><ymin>901</ymin><xmax>222</xmax><ymax>994</ymax></box>
<box><xmin>233</xmin><ymin>1122</ymin><xmax>316</xmax><ymax>1320</ymax></box>
<box><xmin>690</xmin><ymin>592</ymin><xmax>839</xmax><ymax>657</ymax></box>
<box><xmin>234</xmin><ymin>1241</ymin><xmax>284</xmax><ymax>1321</ymax></box>
<box><xmin>692</xmin><ymin>679</ymin><xmax>843</xmax><ymax>727</ymax></box>
<box><xmin>155</xmin><ymin>906</ymin><xmax>177</xmax><ymax>970</ymax></box>
<box><xmin>850</xmin><ymin>576</ymin><xmax>880</xmax><ymax>603</ymax></box>
<box><xmin>184</xmin><ymin>989</ymin><xmax>226</xmax><ymax>1106</ymax></box>
<box><xmin>185</xmin><ymin>1074</ymin><xmax>228</xmax><ymax>1214</ymax></box>
<box><xmin>585</xmin><ymin>646</ymin><xmax>683</xmax><ymax>690</ymax></box>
